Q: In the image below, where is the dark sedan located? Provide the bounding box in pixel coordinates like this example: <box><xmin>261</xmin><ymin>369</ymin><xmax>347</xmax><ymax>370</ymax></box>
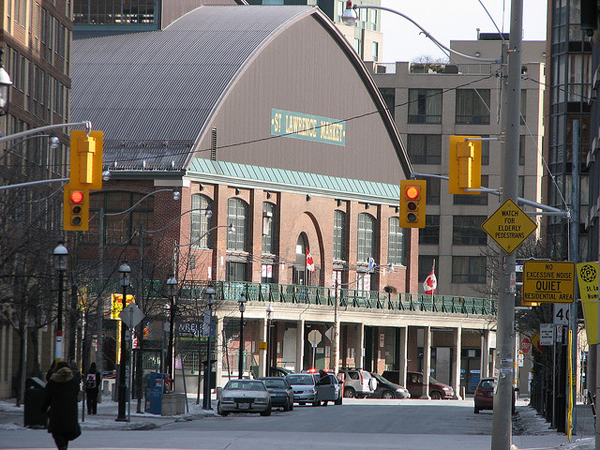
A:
<box><xmin>259</xmin><ymin>377</ymin><xmax>294</xmax><ymax>411</ymax></box>
<box><xmin>370</xmin><ymin>373</ymin><xmax>410</xmax><ymax>399</ymax></box>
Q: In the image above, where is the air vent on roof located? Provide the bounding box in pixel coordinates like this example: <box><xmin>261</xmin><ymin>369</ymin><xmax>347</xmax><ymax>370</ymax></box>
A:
<box><xmin>211</xmin><ymin>128</ymin><xmax>217</xmax><ymax>161</ymax></box>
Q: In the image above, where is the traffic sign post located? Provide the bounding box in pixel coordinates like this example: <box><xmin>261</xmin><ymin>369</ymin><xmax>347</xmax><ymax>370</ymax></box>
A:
<box><xmin>522</xmin><ymin>261</ymin><xmax>575</xmax><ymax>304</ymax></box>
<box><xmin>482</xmin><ymin>199</ymin><xmax>538</xmax><ymax>255</ymax></box>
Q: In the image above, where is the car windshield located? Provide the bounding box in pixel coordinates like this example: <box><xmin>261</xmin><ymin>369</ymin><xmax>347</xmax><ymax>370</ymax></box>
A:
<box><xmin>287</xmin><ymin>375</ymin><xmax>314</xmax><ymax>385</ymax></box>
<box><xmin>479</xmin><ymin>380</ymin><xmax>495</xmax><ymax>389</ymax></box>
<box><xmin>263</xmin><ymin>379</ymin><xmax>286</xmax><ymax>388</ymax></box>
<box><xmin>429</xmin><ymin>376</ymin><xmax>440</xmax><ymax>384</ymax></box>
<box><xmin>225</xmin><ymin>381</ymin><xmax>266</xmax><ymax>391</ymax></box>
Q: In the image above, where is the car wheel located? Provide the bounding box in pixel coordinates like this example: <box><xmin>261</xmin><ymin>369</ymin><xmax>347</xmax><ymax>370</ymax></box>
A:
<box><xmin>344</xmin><ymin>387</ymin><xmax>355</xmax><ymax>398</ymax></box>
<box><xmin>430</xmin><ymin>391</ymin><xmax>442</xmax><ymax>400</ymax></box>
<box><xmin>335</xmin><ymin>396</ymin><xmax>343</xmax><ymax>405</ymax></box>
<box><xmin>382</xmin><ymin>390</ymin><xmax>395</xmax><ymax>399</ymax></box>
<box><xmin>474</xmin><ymin>406</ymin><xmax>480</xmax><ymax>414</ymax></box>
<box><xmin>217</xmin><ymin>403</ymin><xmax>229</xmax><ymax>416</ymax></box>
<box><xmin>260</xmin><ymin>405</ymin><xmax>272</xmax><ymax>416</ymax></box>
<box><xmin>312</xmin><ymin>401</ymin><xmax>321</xmax><ymax>407</ymax></box>
<box><xmin>289</xmin><ymin>400</ymin><xmax>294</xmax><ymax>411</ymax></box>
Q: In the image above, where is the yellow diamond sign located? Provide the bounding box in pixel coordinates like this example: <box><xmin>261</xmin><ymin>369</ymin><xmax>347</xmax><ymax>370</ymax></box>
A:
<box><xmin>482</xmin><ymin>199</ymin><xmax>537</xmax><ymax>254</ymax></box>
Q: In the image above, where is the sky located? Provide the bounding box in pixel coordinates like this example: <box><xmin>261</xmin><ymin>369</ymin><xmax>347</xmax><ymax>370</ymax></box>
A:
<box><xmin>379</xmin><ymin>0</ymin><xmax>548</xmax><ymax>63</ymax></box>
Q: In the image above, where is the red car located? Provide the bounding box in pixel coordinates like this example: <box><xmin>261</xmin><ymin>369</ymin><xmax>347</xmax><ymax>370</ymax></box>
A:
<box><xmin>474</xmin><ymin>377</ymin><xmax>495</xmax><ymax>413</ymax></box>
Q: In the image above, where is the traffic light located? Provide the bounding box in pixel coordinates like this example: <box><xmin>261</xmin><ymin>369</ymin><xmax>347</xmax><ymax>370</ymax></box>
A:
<box><xmin>63</xmin><ymin>184</ymin><xmax>89</xmax><ymax>231</ymax></box>
<box><xmin>399</xmin><ymin>180</ymin><xmax>426</xmax><ymax>228</ymax></box>
<box><xmin>69</xmin><ymin>130</ymin><xmax>103</xmax><ymax>190</ymax></box>
<box><xmin>449</xmin><ymin>135</ymin><xmax>481</xmax><ymax>195</ymax></box>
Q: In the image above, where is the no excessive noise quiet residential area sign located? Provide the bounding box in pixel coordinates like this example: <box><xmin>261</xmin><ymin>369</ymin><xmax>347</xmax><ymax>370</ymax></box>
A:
<box><xmin>522</xmin><ymin>260</ymin><xmax>575</xmax><ymax>303</ymax></box>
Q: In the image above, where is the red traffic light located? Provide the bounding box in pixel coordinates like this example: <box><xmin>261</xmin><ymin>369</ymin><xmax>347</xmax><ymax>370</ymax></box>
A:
<box><xmin>70</xmin><ymin>190</ymin><xmax>84</xmax><ymax>204</ymax></box>
<box><xmin>405</xmin><ymin>185</ymin><xmax>420</xmax><ymax>200</ymax></box>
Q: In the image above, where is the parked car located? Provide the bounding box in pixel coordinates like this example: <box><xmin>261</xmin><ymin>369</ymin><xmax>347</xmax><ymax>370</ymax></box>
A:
<box><xmin>286</xmin><ymin>373</ymin><xmax>319</xmax><ymax>406</ymax></box>
<box><xmin>217</xmin><ymin>379</ymin><xmax>272</xmax><ymax>416</ymax></box>
<box><xmin>406</xmin><ymin>371</ymin><xmax>454</xmax><ymax>399</ymax></box>
<box><xmin>268</xmin><ymin>367</ymin><xmax>293</xmax><ymax>377</ymax></box>
<box><xmin>370</xmin><ymin>372</ymin><xmax>410</xmax><ymax>399</ymax></box>
<box><xmin>474</xmin><ymin>377</ymin><xmax>495</xmax><ymax>413</ymax></box>
<box><xmin>316</xmin><ymin>372</ymin><xmax>343</xmax><ymax>405</ymax></box>
<box><xmin>258</xmin><ymin>377</ymin><xmax>294</xmax><ymax>411</ymax></box>
<box><xmin>382</xmin><ymin>370</ymin><xmax>454</xmax><ymax>399</ymax></box>
<box><xmin>338</xmin><ymin>368</ymin><xmax>377</xmax><ymax>398</ymax></box>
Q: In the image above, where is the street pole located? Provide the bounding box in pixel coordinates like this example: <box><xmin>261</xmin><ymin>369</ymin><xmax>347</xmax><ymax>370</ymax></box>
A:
<box><xmin>569</xmin><ymin>120</ymin><xmax>579</xmax><ymax>435</ymax></box>
<box><xmin>53</xmin><ymin>243</ymin><xmax>69</xmax><ymax>362</ymax></box>
<box><xmin>333</xmin><ymin>279</ymin><xmax>340</xmax><ymax>375</ymax></box>
<box><xmin>491</xmin><ymin>1</ymin><xmax>522</xmax><ymax>449</ymax></box>
<box><xmin>203</xmin><ymin>287</ymin><xmax>215</xmax><ymax>410</ymax></box>
<box><xmin>238</xmin><ymin>294</ymin><xmax>246</xmax><ymax>379</ymax></box>
<box><xmin>116</xmin><ymin>260</ymin><xmax>131</xmax><ymax>422</ymax></box>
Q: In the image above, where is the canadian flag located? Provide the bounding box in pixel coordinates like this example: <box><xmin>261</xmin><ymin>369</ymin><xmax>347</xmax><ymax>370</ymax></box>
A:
<box><xmin>306</xmin><ymin>249</ymin><xmax>315</xmax><ymax>273</ymax></box>
<box><xmin>423</xmin><ymin>266</ymin><xmax>437</xmax><ymax>295</ymax></box>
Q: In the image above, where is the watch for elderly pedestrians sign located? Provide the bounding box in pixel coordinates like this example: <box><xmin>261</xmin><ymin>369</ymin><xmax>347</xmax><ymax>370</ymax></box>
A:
<box><xmin>481</xmin><ymin>199</ymin><xmax>537</xmax><ymax>254</ymax></box>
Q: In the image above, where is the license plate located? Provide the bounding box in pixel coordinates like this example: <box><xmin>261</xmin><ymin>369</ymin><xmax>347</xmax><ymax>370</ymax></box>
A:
<box><xmin>238</xmin><ymin>403</ymin><xmax>250</xmax><ymax>410</ymax></box>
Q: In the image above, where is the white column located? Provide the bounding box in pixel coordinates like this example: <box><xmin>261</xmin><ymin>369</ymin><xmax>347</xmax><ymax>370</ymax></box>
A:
<box><xmin>481</xmin><ymin>330</ymin><xmax>491</xmax><ymax>378</ymax></box>
<box><xmin>399</xmin><ymin>327</ymin><xmax>408</xmax><ymax>386</ymax></box>
<box><xmin>356</xmin><ymin>323</ymin><xmax>365</xmax><ymax>368</ymax></box>
<box><xmin>452</xmin><ymin>326</ymin><xmax>462</xmax><ymax>399</ymax></box>
<box><xmin>215</xmin><ymin>317</ymin><xmax>224</xmax><ymax>387</ymax></box>
<box><xmin>421</xmin><ymin>326</ymin><xmax>431</xmax><ymax>399</ymax></box>
<box><xmin>296</xmin><ymin>319</ymin><xmax>305</xmax><ymax>373</ymax></box>
<box><xmin>259</xmin><ymin>318</ymin><xmax>267</xmax><ymax>378</ymax></box>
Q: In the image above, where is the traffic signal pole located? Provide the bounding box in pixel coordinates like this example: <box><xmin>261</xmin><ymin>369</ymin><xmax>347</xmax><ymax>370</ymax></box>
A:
<box><xmin>491</xmin><ymin>0</ymin><xmax>522</xmax><ymax>449</ymax></box>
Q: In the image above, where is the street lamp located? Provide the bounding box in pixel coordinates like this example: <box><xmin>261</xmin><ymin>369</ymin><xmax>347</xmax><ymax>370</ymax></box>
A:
<box><xmin>238</xmin><ymin>294</ymin><xmax>247</xmax><ymax>379</ymax></box>
<box><xmin>52</xmin><ymin>242</ymin><xmax>68</xmax><ymax>362</ymax></box>
<box><xmin>203</xmin><ymin>286</ymin><xmax>215</xmax><ymax>409</ymax></box>
<box><xmin>0</xmin><ymin>48</ymin><xmax>13</xmax><ymax>116</ymax></box>
<box><xmin>165</xmin><ymin>275</ymin><xmax>178</xmax><ymax>381</ymax></box>
<box><xmin>266</xmin><ymin>304</ymin><xmax>274</xmax><ymax>376</ymax></box>
<box><xmin>116</xmin><ymin>259</ymin><xmax>131</xmax><ymax>422</ymax></box>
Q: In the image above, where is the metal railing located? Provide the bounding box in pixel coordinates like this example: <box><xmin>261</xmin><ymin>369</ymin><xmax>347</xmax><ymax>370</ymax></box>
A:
<box><xmin>178</xmin><ymin>281</ymin><xmax>497</xmax><ymax>317</ymax></box>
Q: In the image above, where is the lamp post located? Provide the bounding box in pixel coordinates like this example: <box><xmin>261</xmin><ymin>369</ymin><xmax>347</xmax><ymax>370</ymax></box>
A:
<box><xmin>203</xmin><ymin>286</ymin><xmax>215</xmax><ymax>409</ymax></box>
<box><xmin>165</xmin><ymin>275</ymin><xmax>178</xmax><ymax>380</ymax></box>
<box><xmin>266</xmin><ymin>304</ymin><xmax>274</xmax><ymax>376</ymax></box>
<box><xmin>0</xmin><ymin>48</ymin><xmax>13</xmax><ymax>116</ymax></box>
<box><xmin>116</xmin><ymin>260</ymin><xmax>131</xmax><ymax>422</ymax></box>
<box><xmin>238</xmin><ymin>294</ymin><xmax>246</xmax><ymax>379</ymax></box>
<box><xmin>53</xmin><ymin>242</ymin><xmax>68</xmax><ymax>362</ymax></box>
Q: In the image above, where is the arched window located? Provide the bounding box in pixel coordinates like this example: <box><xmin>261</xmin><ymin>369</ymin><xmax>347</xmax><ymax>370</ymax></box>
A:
<box><xmin>191</xmin><ymin>194</ymin><xmax>212</xmax><ymax>248</ymax></box>
<box><xmin>227</xmin><ymin>198</ymin><xmax>248</xmax><ymax>251</ymax></box>
<box><xmin>388</xmin><ymin>217</ymin><xmax>405</xmax><ymax>265</ymax></box>
<box><xmin>357</xmin><ymin>213</ymin><xmax>376</xmax><ymax>262</ymax></box>
<box><xmin>333</xmin><ymin>210</ymin><xmax>346</xmax><ymax>261</ymax></box>
<box><xmin>262</xmin><ymin>202</ymin><xmax>275</xmax><ymax>254</ymax></box>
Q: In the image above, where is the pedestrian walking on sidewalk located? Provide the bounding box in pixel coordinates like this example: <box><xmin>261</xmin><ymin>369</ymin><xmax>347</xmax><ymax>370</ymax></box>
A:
<box><xmin>85</xmin><ymin>362</ymin><xmax>101</xmax><ymax>415</ymax></box>
<box><xmin>42</xmin><ymin>361</ymin><xmax>81</xmax><ymax>450</ymax></box>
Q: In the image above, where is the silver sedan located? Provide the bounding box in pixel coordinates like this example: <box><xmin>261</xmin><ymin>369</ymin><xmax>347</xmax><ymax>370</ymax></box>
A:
<box><xmin>217</xmin><ymin>379</ymin><xmax>272</xmax><ymax>416</ymax></box>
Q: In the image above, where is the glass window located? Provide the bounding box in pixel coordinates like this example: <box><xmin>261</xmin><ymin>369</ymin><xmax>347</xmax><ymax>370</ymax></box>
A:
<box><xmin>418</xmin><ymin>256</ymin><xmax>437</xmax><ymax>283</ymax></box>
<box><xmin>191</xmin><ymin>194</ymin><xmax>212</xmax><ymax>248</ymax></box>
<box><xmin>408</xmin><ymin>89</ymin><xmax>442</xmax><ymax>124</ymax></box>
<box><xmin>420</xmin><ymin>215</ymin><xmax>439</xmax><ymax>245</ymax></box>
<box><xmin>452</xmin><ymin>256</ymin><xmax>486</xmax><ymax>284</ymax></box>
<box><xmin>333</xmin><ymin>210</ymin><xmax>346</xmax><ymax>261</ymax></box>
<box><xmin>357</xmin><ymin>213</ymin><xmax>376</xmax><ymax>262</ymax></box>
<box><xmin>227</xmin><ymin>262</ymin><xmax>247</xmax><ymax>281</ymax></box>
<box><xmin>452</xmin><ymin>216</ymin><xmax>487</xmax><ymax>245</ymax></box>
<box><xmin>380</xmin><ymin>88</ymin><xmax>395</xmax><ymax>120</ymax></box>
<box><xmin>262</xmin><ymin>202</ymin><xmax>275</xmax><ymax>254</ymax></box>
<box><xmin>407</xmin><ymin>134</ymin><xmax>442</xmax><ymax>164</ymax></box>
<box><xmin>227</xmin><ymin>198</ymin><xmax>248</xmax><ymax>252</ymax></box>
<box><xmin>454</xmin><ymin>175</ymin><xmax>489</xmax><ymax>205</ymax></box>
<box><xmin>481</xmin><ymin>135</ymin><xmax>490</xmax><ymax>165</ymax></box>
<box><xmin>519</xmin><ymin>135</ymin><xmax>526</xmax><ymax>165</ymax></box>
<box><xmin>423</xmin><ymin>177</ymin><xmax>440</xmax><ymax>205</ymax></box>
<box><xmin>388</xmin><ymin>217</ymin><xmax>405</xmax><ymax>265</ymax></box>
<box><xmin>455</xmin><ymin>89</ymin><xmax>490</xmax><ymax>124</ymax></box>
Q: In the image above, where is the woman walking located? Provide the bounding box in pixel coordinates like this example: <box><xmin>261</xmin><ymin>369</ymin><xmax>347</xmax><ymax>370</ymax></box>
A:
<box><xmin>85</xmin><ymin>362</ymin><xmax>101</xmax><ymax>415</ymax></box>
<box><xmin>42</xmin><ymin>361</ymin><xmax>81</xmax><ymax>450</ymax></box>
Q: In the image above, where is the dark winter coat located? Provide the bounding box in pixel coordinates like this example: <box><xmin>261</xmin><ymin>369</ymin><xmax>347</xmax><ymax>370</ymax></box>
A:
<box><xmin>42</xmin><ymin>366</ymin><xmax>80</xmax><ymax>435</ymax></box>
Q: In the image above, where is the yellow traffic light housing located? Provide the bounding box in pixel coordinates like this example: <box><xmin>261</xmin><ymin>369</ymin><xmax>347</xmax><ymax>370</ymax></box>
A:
<box><xmin>449</xmin><ymin>135</ymin><xmax>481</xmax><ymax>195</ymax></box>
<box><xmin>63</xmin><ymin>184</ymin><xmax>89</xmax><ymax>231</ymax></box>
<box><xmin>70</xmin><ymin>130</ymin><xmax>103</xmax><ymax>190</ymax></box>
<box><xmin>399</xmin><ymin>180</ymin><xmax>426</xmax><ymax>228</ymax></box>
